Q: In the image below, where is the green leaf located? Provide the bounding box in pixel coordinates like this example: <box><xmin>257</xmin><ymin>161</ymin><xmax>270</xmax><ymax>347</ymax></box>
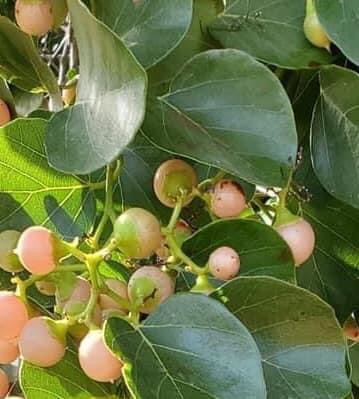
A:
<box><xmin>208</xmin><ymin>0</ymin><xmax>333</xmax><ymax>69</ymax></box>
<box><xmin>12</xmin><ymin>86</ymin><xmax>43</xmax><ymax>117</ymax></box>
<box><xmin>0</xmin><ymin>269</ymin><xmax>12</xmax><ymax>290</ymax></box>
<box><xmin>148</xmin><ymin>0</ymin><xmax>223</xmax><ymax>92</ymax></box>
<box><xmin>311</xmin><ymin>66</ymin><xmax>359</xmax><ymax>209</ymax></box>
<box><xmin>349</xmin><ymin>341</ymin><xmax>359</xmax><ymax>388</ymax></box>
<box><xmin>105</xmin><ymin>293</ymin><xmax>266</xmax><ymax>399</ymax></box>
<box><xmin>117</xmin><ymin>131</ymin><xmax>172</xmax><ymax>222</ymax></box>
<box><xmin>0</xmin><ymin>17</ymin><xmax>60</xmax><ymax>99</ymax></box>
<box><xmin>315</xmin><ymin>0</ymin><xmax>359</xmax><ymax>66</ymax></box>
<box><xmin>0</xmin><ymin>118</ymin><xmax>96</xmax><ymax>240</ymax></box>
<box><xmin>20</xmin><ymin>347</ymin><xmax>115</xmax><ymax>399</ymax></box>
<box><xmin>212</xmin><ymin>276</ymin><xmax>351</xmax><ymax>399</ymax></box>
<box><xmin>143</xmin><ymin>49</ymin><xmax>298</xmax><ymax>187</ymax></box>
<box><xmin>295</xmin><ymin>153</ymin><xmax>359</xmax><ymax>323</ymax></box>
<box><xmin>183</xmin><ymin>219</ymin><xmax>295</xmax><ymax>282</ymax></box>
<box><xmin>45</xmin><ymin>0</ymin><xmax>147</xmax><ymax>174</ymax></box>
<box><xmin>93</xmin><ymin>0</ymin><xmax>193</xmax><ymax>69</ymax></box>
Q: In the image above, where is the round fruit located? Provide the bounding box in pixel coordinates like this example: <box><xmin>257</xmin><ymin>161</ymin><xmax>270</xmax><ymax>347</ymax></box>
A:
<box><xmin>99</xmin><ymin>279</ymin><xmax>128</xmax><ymax>313</ymax></box>
<box><xmin>128</xmin><ymin>266</ymin><xmax>174</xmax><ymax>314</ymax></box>
<box><xmin>343</xmin><ymin>316</ymin><xmax>359</xmax><ymax>342</ymax></box>
<box><xmin>0</xmin><ymin>231</ymin><xmax>23</xmax><ymax>273</ymax></box>
<box><xmin>19</xmin><ymin>317</ymin><xmax>66</xmax><ymax>367</ymax></box>
<box><xmin>16</xmin><ymin>226</ymin><xmax>61</xmax><ymax>275</ymax></box>
<box><xmin>154</xmin><ymin>159</ymin><xmax>198</xmax><ymax>207</ymax></box>
<box><xmin>0</xmin><ymin>100</ymin><xmax>11</xmax><ymax>127</ymax></box>
<box><xmin>36</xmin><ymin>280</ymin><xmax>56</xmax><ymax>296</ymax></box>
<box><xmin>304</xmin><ymin>0</ymin><xmax>330</xmax><ymax>51</ymax></box>
<box><xmin>59</xmin><ymin>277</ymin><xmax>91</xmax><ymax>316</ymax></box>
<box><xmin>276</xmin><ymin>218</ymin><xmax>315</xmax><ymax>266</ymax></box>
<box><xmin>156</xmin><ymin>220</ymin><xmax>192</xmax><ymax>260</ymax></box>
<box><xmin>210</xmin><ymin>179</ymin><xmax>246</xmax><ymax>219</ymax></box>
<box><xmin>114</xmin><ymin>208</ymin><xmax>162</xmax><ymax>259</ymax></box>
<box><xmin>79</xmin><ymin>330</ymin><xmax>122</xmax><ymax>383</ymax></box>
<box><xmin>15</xmin><ymin>0</ymin><xmax>54</xmax><ymax>36</ymax></box>
<box><xmin>208</xmin><ymin>246</ymin><xmax>240</xmax><ymax>281</ymax></box>
<box><xmin>0</xmin><ymin>369</ymin><xmax>9</xmax><ymax>398</ymax></box>
<box><xmin>0</xmin><ymin>292</ymin><xmax>28</xmax><ymax>340</ymax></box>
<box><xmin>0</xmin><ymin>338</ymin><xmax>19</xmax><ymax>364</ymax></box>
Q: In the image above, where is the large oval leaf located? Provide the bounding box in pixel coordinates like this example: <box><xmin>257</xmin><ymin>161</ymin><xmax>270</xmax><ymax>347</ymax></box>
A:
<box><xmin>20</xmin><ymin>348</ymin><xmax>115</xmax><ymax>399</ymax></box>
<box><xmin>143</xmin><ymin>49</ymin><xmax>298</xmax><ymax>187</ymax></box>
<box><xmin>105</xmin><ymin>293</ymin><xmax>266</xmax><ymax>399</ymax></box>
<box><xmin>311</xmin><ymin>66</ymin><xmax>359</xmax><ymax>209</ymax></box>
<box><xmin>295</xmin><ymin>150</ymin><xmax>359</xmax><ymax>323</ymax></box>
<box><xmin>0</xmin><ymin>118</ymin><xmax>96</xmax><ymax>240</ymax></box>
<box><xmin>93</xmin><ymin>0</ymin><xmax>193</xmax><ymax>69</ymax></box>
<box><xmin>212</xmin><ymin>276</ymin><xmax>351</xmax><ymax>399</ymax></box>
<box><xmin>148</xmin><ymin>0</ymin><xmax>223</xmax><ymax>92</ymax></box>
<box><xmin>45</xmin><ymin>0</ymin><xmax>147</xmax><ymax>174</ymax></box>
<box><xmin>0</xmin><ymin>17</ymin><xmax>60</xmax><ymax>102</ymax></box>
<box><xmin>208</xmin><ymin>0</ymin><xmax>333</xmax><ymax>69</ymax></box>
<box><xmin>182</xmin><ymin>219</ymin><xmax>295</xmax><ymax>282</ymax></box>
<box><xmin>316</xmin><ymin>0</ymin><xmax>359</xmax><ymax>66</ymax></box>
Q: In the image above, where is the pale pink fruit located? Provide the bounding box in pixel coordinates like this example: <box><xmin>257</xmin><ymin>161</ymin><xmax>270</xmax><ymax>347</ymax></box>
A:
<box><xmin>0</xmin><ymin>338</ymin><xmax>19</xmax><ymax>364</ymax></box>
<box><xmin>0</xmin><ymin>292</ymin><xmax>28</xmax><ymax>340</ymax></box>
<box><xmin>0</xmin><ymin>369</ymin><xmax>9</xmax><ymax>398</ymax></box>
<box><xmin>209</xmin><ymin>246</ymin><xmax>240</xmax><ymax>280</ymax></box>
<box><xmin>99</xmin><ymin>279</ymin><xmax>128</xmax><ymax>313</ymax></box>
<box><xmin>79</xmin><ymin>330</ymin><xmax>122</xmax><ymax>382</ymax></box>
<box><xmin>19</xmin><ymin>317</ymin><xmax>66</xmax><ymax>367</ymax></box>
<box><xmin>276</xmin><ymin>218</ymin><xmax>315</xmax><ymax>266</ymax></box>
<box><xmin>211</xmin><ymin>180</ymin><xmax>247</xmax><ymax>218</ymax></box>
<box><xmin>16</xmin><ymin>226</ymin><xmax>58</xmax><ymax>275</ymax></box>
<box><xmin>0</xmin><ymin>100</ymin><xmax>11</xmax><ymax>127</ymax></box>
<box><xmin>15</xmin><ymin>0</ymin><xmax>54</xmax><ymax>36</ymax></box>
<box><xmin>343</xmin><ymin>316</ymin><xmax>359</xmax><ymax>342</ymax></box>
<box><xmin>128</xmin><ymin>266</ymin><xmax>174</xmax><ymax>314</ymax></box>
<box><xmin>60</xmin><ymin>277</ymin><xmax>91</xmax><ymax>316</ymax></box>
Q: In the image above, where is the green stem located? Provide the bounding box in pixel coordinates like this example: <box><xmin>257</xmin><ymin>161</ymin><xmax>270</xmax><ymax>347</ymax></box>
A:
<box><xmin>197</xmin><ymin>170</ymin><xmax>226</xmax><ymax>191</ymax></box>
<box><xmin>167</xmin><ymin>198</ymin><xmax>183</xmax><ymax>231</ymax></box>
<box><xmin>56</xmin><ymin>264</ymin><xmax>87</xmax><ymax>273</ymax></box>
<box><xmin>101</xmin><ymin>285</ymin><xmax>131</xmax><ymax>311</ymax></box>
<box><xmin>61</xmin><ymin>241</ymin><xmax>88</xmax><ymax>263</ymax></box>
<box><xmin>92</xmin><ymin>161</ymin><xmax>118</xmax><ymax>249</ymax></box>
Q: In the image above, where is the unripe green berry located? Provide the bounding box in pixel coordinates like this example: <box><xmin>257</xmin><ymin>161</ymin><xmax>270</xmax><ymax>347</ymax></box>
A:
<box><xmin>154</xmin><ymin>159</ymin><xmax>198</xmax><ymax>208</ymax></box>
<box><xmin>114</xmin><ymin>208</ymin><xmax>162</xmax><ymax>259</ymax></box>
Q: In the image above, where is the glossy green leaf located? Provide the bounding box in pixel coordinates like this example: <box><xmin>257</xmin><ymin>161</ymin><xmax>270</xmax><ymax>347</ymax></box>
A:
<box><xmin>295</xmin><ymin>153</ymin><xmax>359</xmax><ymax>323</ymax></box>
<box><xmin>183</xmin><ymin>219</ymin><xmax>295</xmax><ymax>282</ymax></box>
<box><xmin>20</xmin><ymin>348</ymin><xmax>115</xmax><ymax>399</ymax></box>
<box><xmin>105</xmin><ymin>293</ymin><xmax>266</xmax><ymax>399</ymax></box>
<box><xmin>143</xmin><ymin>49</ymin><xmax>298</xmax><ymax>187</ymax></box>
<box><xmin>212</xmin><ymin>276</ymin><xmax>351</xmax><ymax>399</ymax></box>
<box><xmin>0</xmin><ymin>118</ymin><xmax>96</xmax><ymax>240</ymax></box>
<box><xmin>93</xmin><ymin>0</ymin><xmax>193</xmax><ymax>69</ymax></box>
<box><xmin>0</xmin><ymin>17</ymin><xmax>60</xmax><ymax>100</ymax></box>
<box><xmin>311</xmin><ymin>66</ymin><xmax>359</xmax><ymax>209</ymax></box>
<box><xmin>208</xmin><ymin>0</ymin><xmax>333</xmax><ymax>69</ymax></box>
<box><xmin>45</xmin><ymin>0</ymin><xmax>147</xmax><ymax>174</ymax></box>
<box><xmin>316</xmin><ymin>0</ymin><xmax>359</xmax><ymax>66</ymax></box>
<box><xmin>148</xmin><ymin>0</ymin><xmax>223</xmax><ymax>92</ymax></box>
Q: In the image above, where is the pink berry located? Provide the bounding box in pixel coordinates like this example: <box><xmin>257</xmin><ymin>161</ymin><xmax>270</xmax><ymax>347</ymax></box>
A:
<box><xmin>276</xmin><ymin>218</ymin><xmax>315</xmax><ymax>266</ymax></box>
<box><xmin>99</xmin><ymin>279</ymin><xmax>128</xmax><ymax>313</ymax></box>
<box><xmin>19</xmin><ymin>317</ymin><xmax>66</xmax><ymax>367</ymax></box>
<box><xmin>79</xmin><ymin>330</ymin><xmax>122</xmax><ymax>382</ymax></box>
<box><xmin>0</xmin><ymin>369</ymin><xmax>9</xmax><ymax>398</ymax></box>
<box><xmin>343</xmin><ymin>317</ymin><xmax>359</xmax><ymax>342</ymax></box>
<box><xmin>16</xmin><ymin>226</ymin><xmax>58</xmax><ymax>275</ymax></box>
<box><xmin>59</xmin><ymin>277</ymin><xmax>91</xmax><ymax>316</ymax></box>
<box><xmin>0</xmin><ymin>338</ymin><xmax>19</xmax><ymax>364</ymax></box>
<box><xmin>0</xmin><ymin>292</ymin><xmax>28</xmax><ymax>340</ymax></box>
<box><xmin>0</xmin><ymin>100</ymin><xmax>11</xmax><ymax>127</ymax></box>
<box><xmin>15</xmin><ymin>0</ymin><xmax>54</xmax><ymax>36</ymax></box>
<box><xmin>128</xmin><ymin>266</ymin><xmax>174</xmax><ymax>314</ymax></box>
<box><xmin>208</xmin><ymin>246</ymin><xmax>240</xmax><ymax>280</ymax></box>
<box><xmin>211</xmin><ymin>180</ymin><xmax>247</xmax><ymax>218</ymax></box>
